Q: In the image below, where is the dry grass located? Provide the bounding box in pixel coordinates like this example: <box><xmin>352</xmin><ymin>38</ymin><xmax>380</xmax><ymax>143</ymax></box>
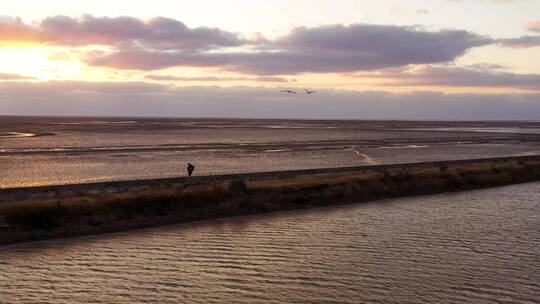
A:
<box><xmin>1</xmin><ymin>157</ymin><xmax>539</xmax><ymax>243</ymax></box>
<box><xmin>248</xmin><ymin>171</ymin><xmax>384</xmax><ymax>189</ymax></box>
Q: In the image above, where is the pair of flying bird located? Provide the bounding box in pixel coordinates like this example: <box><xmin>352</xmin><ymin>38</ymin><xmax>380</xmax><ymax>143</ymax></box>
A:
<box><xmin>281</xmin><ymin>89</ymin><xmax>316</xmax><ymax>95</ymax></box>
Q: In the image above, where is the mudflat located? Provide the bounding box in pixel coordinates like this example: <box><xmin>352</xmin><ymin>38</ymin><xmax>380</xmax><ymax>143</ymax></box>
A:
<box><xmin>1</xmin><ymin>116</ymin><xmax>540</xmax><ymax>188</ymax></box>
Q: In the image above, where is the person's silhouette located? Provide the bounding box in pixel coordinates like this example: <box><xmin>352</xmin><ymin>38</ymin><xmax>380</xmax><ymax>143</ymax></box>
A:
<box><xmin>187</xmin><ymin>163</ymin><xmax>195</xmax><ymax>176</ymax></box>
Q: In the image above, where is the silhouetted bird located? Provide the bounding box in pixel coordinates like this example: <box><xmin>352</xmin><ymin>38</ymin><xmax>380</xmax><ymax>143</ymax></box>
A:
<box><xmin>187</xmin><ymin>163</ymin><xmax>195</xmax><ymax>177</ymax></box>
<box><xmin>280</xmin><ymin>90</ymin><xmax>297</xmax><ymax>94</ymax></box>
<box><xmin>304</xmin><ymin>89</ymin><xmax>316</xmax><ymax>95</ymax></box>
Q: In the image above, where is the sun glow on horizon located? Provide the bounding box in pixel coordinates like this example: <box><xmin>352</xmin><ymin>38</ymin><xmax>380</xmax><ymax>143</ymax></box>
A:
<box><xmin>0</xmin><ymin>46</ymin><xmax>87</xmax><ymax>80</ymax></box>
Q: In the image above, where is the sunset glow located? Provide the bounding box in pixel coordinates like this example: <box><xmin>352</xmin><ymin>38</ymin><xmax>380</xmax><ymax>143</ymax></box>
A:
<box><xmin>0</xmin><ymin>0</ymin><xmax>539</xmax><ymax>118</ymax></box>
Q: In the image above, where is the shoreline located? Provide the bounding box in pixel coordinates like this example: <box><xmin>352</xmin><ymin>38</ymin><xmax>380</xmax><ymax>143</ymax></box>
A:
<box><xmin>1</xmin><ymin>155</ymin><xmax>540</xmax><ymax>245</ymax></box>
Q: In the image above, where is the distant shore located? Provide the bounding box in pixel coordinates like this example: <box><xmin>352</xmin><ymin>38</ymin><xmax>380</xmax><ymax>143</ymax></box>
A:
<box><xmin>1</xmin><ymin>155</ymin><xmax>540</xmax><ymax>245</ymax></box>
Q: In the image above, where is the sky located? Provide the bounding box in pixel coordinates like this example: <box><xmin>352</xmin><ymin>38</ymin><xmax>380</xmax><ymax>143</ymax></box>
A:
<box><xmin>0</xmin><ymin>0</ymin><xmax>539</xmax><ymax>119</ymax></box>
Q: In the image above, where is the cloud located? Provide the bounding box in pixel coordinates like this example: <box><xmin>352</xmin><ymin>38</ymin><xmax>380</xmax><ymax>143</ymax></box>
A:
<box><xmin>145</xmin><ymin>75</ymin><xmax>290</xmax><ymax>82</ymax></box>
<box><xmin>85</xmin><ymin>24</ymin><xmax>493</xmax><ymax>74</ymax></box>
<box><xmin>498</xmin><ymin>20</ymin><xmax>540</xmax><ymax>48</ymax></box>
<box><xmin>525</xmin><ymin>21</ymin><xmax>540</xmax><ymax>33</ymax></box>
<box><xmin>6</xmin><ymin>15</ymin><xmax>537</xmax><ymax>74</ymax></box>
<box><xmin>0</xmin><ymin>15</ymin><xmax>494</xmax><ymax>74</ymax></box>
<box><xmin>500</xmin><ymin>35</ymin><xmax>540</xmax><ymax>48</ymax></box>
<box><xmin>0</xmin><ymin>73</ymin><xmax>36</xmax><ymax>80</ymax></box>
<box><xmin>362</xmin><ymin>65</ymin><xmax>540</xmax><ymax>91</ymax></box>
<box><xmin>0</xmin><ymin>17</ymin><xmax>42</xmax><ymax>42</ymax></box>
<box><xmin>0</xmin><ymin>81</ymin><xmax>539</xmax><ymax>120</ymax></box>
<box><xmin>0</xmin><ymin>15</ymin><xmax>245</xmax><ymax>50</ymax></box>
<box><xmin>383</xmin><ymin>3</ymin><xmax>429</xmax><ymax>15</ymax></box>
<box><xmin>384</xmin><ymin>3</ymin><xmax>407</xmax><ymax>14</ymax></box>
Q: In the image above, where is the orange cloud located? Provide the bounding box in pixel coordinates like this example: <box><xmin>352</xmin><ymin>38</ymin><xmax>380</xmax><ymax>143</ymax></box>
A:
<box><xmin>525</xmin><ymin>21</ymin><xmax>540</xmax><ymax>33</ymax></box>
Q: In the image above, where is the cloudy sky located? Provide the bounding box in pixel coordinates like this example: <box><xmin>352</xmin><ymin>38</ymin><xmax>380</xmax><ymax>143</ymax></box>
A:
<box><xmin>1</xmin><ymin>0</ymin><xmax>539</xmax><ymax>119</ymax></box>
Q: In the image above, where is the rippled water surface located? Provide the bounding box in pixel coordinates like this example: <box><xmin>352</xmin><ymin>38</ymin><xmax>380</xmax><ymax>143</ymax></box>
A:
<box><xmin>1</xmin><ymin>183</ymin><xmax>539</xmax><ymax>303</ymax></box>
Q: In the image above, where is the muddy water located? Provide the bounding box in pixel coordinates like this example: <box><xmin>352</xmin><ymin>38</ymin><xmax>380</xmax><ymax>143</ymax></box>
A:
<box><xmin>1</xmin><ymin>182</ymin><xmax>539</xmax><ymax>303</ymax></box>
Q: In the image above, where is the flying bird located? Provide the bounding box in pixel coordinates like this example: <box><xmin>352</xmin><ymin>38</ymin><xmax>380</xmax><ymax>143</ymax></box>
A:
<box><xmin>280</xmin><ymin>90</ymin><xmax>297</xmax><ymax>94</ymax></box>
<box><xmin>304</xmin><ymin>89</ymin><xmax>316</xmax><ymax>95</ymax></box>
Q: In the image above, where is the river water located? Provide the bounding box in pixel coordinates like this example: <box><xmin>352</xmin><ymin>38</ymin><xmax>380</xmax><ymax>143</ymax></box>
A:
<box><xmin>1</xmin><ymin>182</ymin><xmax>539</xmax><ymax>303</ymax></box>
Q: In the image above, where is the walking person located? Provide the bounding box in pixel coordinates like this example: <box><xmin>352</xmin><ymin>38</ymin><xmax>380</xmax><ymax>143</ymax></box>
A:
<box><xmin>187</xmin><ymin>163</ymin><xmax>195</xmax><ymax>176</ymax></box>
